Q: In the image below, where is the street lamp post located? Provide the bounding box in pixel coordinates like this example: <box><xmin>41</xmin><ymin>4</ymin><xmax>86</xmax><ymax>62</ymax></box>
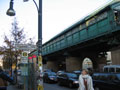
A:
<box><xmin>6</xmin><ymin>0</ymin><xmax>15</xmax><ymax>16</ymax></box>
<box><xmin>38</xmin><ymin>0</ymin><xmax>42</xmax><ymax>57</ymax></box>
<box><xmin>6</xmin><ymin>0</ymin><xmax>43</xmax><ymax>90</ymax></box>
<box><xmin>6</xmin><ymin>0</ymin><xmax>15</xmax><ymax>77</ymax></box>
<box><xmin>32</xmin><ymin>0</ymin><xmax>43</xmax><ymax>90</ymax></box>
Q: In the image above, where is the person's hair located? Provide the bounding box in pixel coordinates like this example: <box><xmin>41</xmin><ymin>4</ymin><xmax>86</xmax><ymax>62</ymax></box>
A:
<box><xmin>82</xmin><ymin>69</ymin><xmax>89</xmax><ymax>74</ymax></box>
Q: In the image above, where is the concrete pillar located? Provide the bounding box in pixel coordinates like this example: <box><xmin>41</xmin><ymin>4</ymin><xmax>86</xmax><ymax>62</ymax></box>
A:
<box><xmin>111</xmin><ymin>49</ymin><xmax>120</xmax><ymax>65</ymax></box>
<box><xmin>96</xmin><ymin>56</ymin><xmax>107</xmax><ymax>72</ymax></box>
<box><xmin>46</xmin><ymin>61</ymin><xmax>58</xmax><ymax>72</ymax></box>
<box><xmin>66</xmin><ymin>57</ymin><xmax>82</xmax><ymax>72</ymax></box>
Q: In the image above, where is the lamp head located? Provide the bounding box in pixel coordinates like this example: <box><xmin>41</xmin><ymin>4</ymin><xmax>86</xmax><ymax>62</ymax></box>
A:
<box><xmin>6</xmin><ymin>1</ymin><xmax>15</xmax><ymax>16</ymax></box>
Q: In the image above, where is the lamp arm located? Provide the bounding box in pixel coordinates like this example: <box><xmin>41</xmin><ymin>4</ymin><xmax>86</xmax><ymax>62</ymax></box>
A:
<box><xmin>33</xmin><ymin>0</ymin><xmax>39</xmax><ymax>12</ymax></box>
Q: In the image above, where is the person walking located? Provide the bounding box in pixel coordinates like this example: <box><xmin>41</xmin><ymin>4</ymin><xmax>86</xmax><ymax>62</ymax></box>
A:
<box><xmin>78</xmin><ymin>69</ymin><xmax>94</xmax><ymax>90</ymax></box>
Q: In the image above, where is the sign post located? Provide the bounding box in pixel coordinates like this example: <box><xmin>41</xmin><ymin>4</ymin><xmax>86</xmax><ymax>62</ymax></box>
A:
<box><xmin>21</xmin><ymin>51</ymin><xmax>29</xmax><ymax>90</ymax></box>
<box><xmin>37</xmin><ymin>56</ymin><xmax>43</xmax><ymax>90</ymax></box>
<box><xmin>21</xmin><ymin>51</ymin><xmax>28</xmax><ymax>64</ymax></box>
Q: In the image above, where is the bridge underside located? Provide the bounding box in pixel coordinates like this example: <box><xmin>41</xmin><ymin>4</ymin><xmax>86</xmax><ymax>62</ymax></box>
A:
<box><xmin>43</xmin><ymin>31</ymin><xmax>120</xmax><ymax>72</ymax></box>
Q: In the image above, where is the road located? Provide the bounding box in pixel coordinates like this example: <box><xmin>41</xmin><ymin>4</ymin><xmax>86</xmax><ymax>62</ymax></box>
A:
<box><xmin>44</xmin><ymin>83</ymin><xmax>77</xmax><ymax>90</ymax></box>
<box><xmin>7</xmin><ymin>85</ymin><xmax>23</xmax><ymax>90</ymax></box>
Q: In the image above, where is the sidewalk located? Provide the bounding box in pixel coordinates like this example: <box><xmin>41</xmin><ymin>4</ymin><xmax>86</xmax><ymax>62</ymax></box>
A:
<box><xmin>7</xmin><ymin>85</ymin><xmax>23</xmax><ymax>90</ymax></box>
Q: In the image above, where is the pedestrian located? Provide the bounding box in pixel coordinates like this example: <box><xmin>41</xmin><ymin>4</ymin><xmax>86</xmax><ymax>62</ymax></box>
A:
<box><xmin>0</xmin><ymin>66</ymin><xmax>8</xmax><ymax>90</ymax></box>
<box><xmin>78</xmin><ymin>69</ymin><xmax>94</xmax><ymax>90</ymax></box>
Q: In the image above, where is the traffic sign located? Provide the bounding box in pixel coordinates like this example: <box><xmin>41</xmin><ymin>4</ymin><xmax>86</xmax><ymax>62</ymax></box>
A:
<box><xmin>21</xmin><ymin>51</ymin><xmax>28</xmax><ymax>64</ymax></box>
<box><xmin>22</xmin><ymin>52</ymin><xmax>28</xmax><ymax>57</ymax></box>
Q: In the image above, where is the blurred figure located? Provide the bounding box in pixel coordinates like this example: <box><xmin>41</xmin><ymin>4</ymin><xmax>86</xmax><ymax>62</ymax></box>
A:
<box><xmin>78</xmin><ymin>69</ymin><xmax>94</xmax><ymax>90</ymax></box>
<box><xmin>0</xmin><ymin>66</ymin><xmax>8</xmax><ymax>90</ymax></box>
<box><xmin>0</xmin><ymin>66</ymin><xmax>14</xmax><ymax>90</ymax></box>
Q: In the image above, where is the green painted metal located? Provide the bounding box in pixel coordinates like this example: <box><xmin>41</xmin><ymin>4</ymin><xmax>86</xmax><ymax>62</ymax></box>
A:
<box><xmin>29</xmin><ymin>1</ymin><xmax>120</xmax><ymax>56</ymax></box>
<box><xmin>30</xmin><ymin>1</ymin><xmax>118</xmax><ymax>56</ymax></box>
<box><xmin>42</xmin><ymin>1</ymin><xmax>120</xmax><ymax>55</ymax></box>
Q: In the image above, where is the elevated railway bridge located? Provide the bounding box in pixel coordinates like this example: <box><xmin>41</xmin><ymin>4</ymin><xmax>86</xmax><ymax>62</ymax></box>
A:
<box><xmin>31</xmin><ymin>0</ymin><xmax>120</xmax><ymax>72</ymax></box>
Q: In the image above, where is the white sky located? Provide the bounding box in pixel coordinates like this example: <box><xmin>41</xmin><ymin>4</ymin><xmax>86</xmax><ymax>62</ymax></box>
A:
<box><xmin>0</xmin><ymin>0</ymin><xmax>112</xmax><ymax>45</ymax></box>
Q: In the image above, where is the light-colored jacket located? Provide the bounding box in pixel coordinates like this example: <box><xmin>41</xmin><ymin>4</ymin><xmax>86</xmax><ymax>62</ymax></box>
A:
<box><xmin>78</xmin><ymin>75</ymin><xmax>94</xmax><ymax>90</ymax></box>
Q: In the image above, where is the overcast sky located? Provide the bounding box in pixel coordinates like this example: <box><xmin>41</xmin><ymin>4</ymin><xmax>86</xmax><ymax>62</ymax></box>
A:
<box><xmin>0</xmin><ymin>0</ymin><xmax>112</xmax><ymax>45</ymax></box>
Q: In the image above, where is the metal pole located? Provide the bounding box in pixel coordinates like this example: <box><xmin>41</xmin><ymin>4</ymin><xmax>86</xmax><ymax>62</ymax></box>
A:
<box><xmin>38</xmin><ymin>0</ymin><xmax>42</xmax><ymax>55</ymax></box>
<box><xmin>37</xmin><ymin>0</ymin><xmax>43</xmax><ymax>90</ymax></box>
<box><xmin>15</xmin><ymin>54</ymin><xmax>18</xmax><ymax>84</ymax></box>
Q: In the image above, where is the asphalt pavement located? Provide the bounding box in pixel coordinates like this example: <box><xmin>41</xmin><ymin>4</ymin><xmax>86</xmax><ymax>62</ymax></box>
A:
<box><xmin>7</xmin><ymin>85</ymin><xmax>23</xmax><ymax>90</ymax></box>
<box><xmin>7</xmin><ymin>82</ymin><xmax>77</xmax><ymax>90</ymax></box>
<box><xmin>44</xmin><ymin>83</ymin><xmax>77</xmax><ymax>90</ymax></box>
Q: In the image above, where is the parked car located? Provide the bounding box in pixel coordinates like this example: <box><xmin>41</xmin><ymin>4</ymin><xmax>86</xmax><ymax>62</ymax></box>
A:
<box><xmin>57</xmin><ymin>73</ymin><xmax>79</xmax><ymax>88</ymax></box>
<box><xmin>57</xmin><ymin>71</ymin><xmax>65</xmax><ymax>76</ymax></box>
<box><xmin>73</xmin><ymin>70</ymin><xmax>81</xmax><ymax>78</ymax></box>
<box><xmin>93</xmin><ymin>73</ymin><xmax>120</xmax><ymax>90</ymax></box>
<box><xmin>43</xmin><ymin>72</ymin><xmax>57</xmax><ymax>83</ymax></box>
<box><xmin>43</xmin><ymin>69</ymin><xmax>52</xmax><ymax>72</ymax></box>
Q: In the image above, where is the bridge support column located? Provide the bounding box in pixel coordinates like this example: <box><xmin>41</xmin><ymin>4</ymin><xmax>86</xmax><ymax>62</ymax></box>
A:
<box><xmin>66</xmin><ymin>57</ymin><xmax>82</xmax><ymax>72</ymax></box>
<box><xmin>46</xmin><ymin>61</ymin><xmax>58</xmax><ymax>72</ymax></box>
<box><xmin>111</xmin><ymin>49</ymin><xmax>120</xmax><ymax>65</ymax></box>
<box><xmin>96</xmin><ymin>56</ymin><xmax>107</xmax><ymax>72</ymax></box>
